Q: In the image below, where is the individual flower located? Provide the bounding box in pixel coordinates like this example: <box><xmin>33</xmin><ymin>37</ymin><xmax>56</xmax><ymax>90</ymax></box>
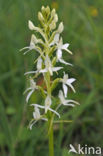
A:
<box><xmin>29</xmin><ymin>106</ymin><xmax>47</xmax><ymax>130</ymax></box>
<box><xmin>50</xmin><ymin>34</ymin><xmax>72</xmax><ymax>66</ymax></box>
<box><xmin>24</xmin><ymin>57</ymin><xmax>43</xmax><ymax>75</ymax></box>
<box><xmin>24</xmin><ymin>78</ymin><xmax>38</xmax><ymax>103</ymax></box>
<box><xmin>61</xmin><ymin>72</ymin><xmax>76</xmax><ymax>97</ymax></box>
<box><xmin>58</xmin><ymin>90</ymin><xmax>79</xmax><ymax>107</ymax></box>
<box><xmin>40</xmin><ymin>55</ymin><xmax>63</xmax><ymax>75</ymax></box>
<box><xmin>31</xmin><ymin>95</ymin><xmax>60</xmax><ymax>118</ymax></box>
<box><xmin>20</xmin><ymin>34</ymin><xmax>41</xmax><ymax>55</ymax></box>
<box><xmin>45</xmin><ymin>95</ymin><xmax>52</xmax><ymax>113</ymax></box>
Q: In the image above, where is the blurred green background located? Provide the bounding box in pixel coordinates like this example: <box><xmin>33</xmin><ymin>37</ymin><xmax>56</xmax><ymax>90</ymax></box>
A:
<box><xmin>0</xmin><ymin>0</ymin><xmax>103</xmax><ymax>155</ymax></box>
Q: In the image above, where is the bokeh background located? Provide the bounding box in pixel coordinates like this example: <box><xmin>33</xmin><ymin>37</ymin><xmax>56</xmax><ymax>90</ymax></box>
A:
<box><xmin>0</xmin><ymin>0</ymin><xmax>103</xmax><ymax>155</ymax></box>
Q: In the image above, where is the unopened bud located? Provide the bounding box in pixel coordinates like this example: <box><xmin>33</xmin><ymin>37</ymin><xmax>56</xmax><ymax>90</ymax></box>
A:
<box><xmin>31</xmin><ymin>34</ymin><xmax>38</xmax><ymax>44</ymax></box>
<box><xmin>49</xmin><ymin>21</ymin><xmax>56</xmax><ymax>30</ymax></box>
<box><xmin>51</xmin><ymin>8</ymin><xmax>56</xmax><ymax>17</ymax></box>
<box><xmin>28</xmin><ymin>20</ymin><xmax>35</xmax><ymax>30</ymax></box>
<box><xmin>45</xmin><ymin>6</ymin><xmax>50</xmax><ymax>15</ymax></box>
<box><xmin>41</xmin><ymin>6</ymin><xmax>45</xmax><ymax>11</ymax></box>
<box><xmin>58</xmin><ymin>22</ymin><xmax>64</xmax><ymax>33</ymax></box>
<box><xmin>38</xmin><ymin>12</ymin><xmax>44</xmax><ymax>22</ymax></box>
<box><xmin>54</xmin><ymin>14</ymin><xmax>58</xmax><ymax>23</ymax></box>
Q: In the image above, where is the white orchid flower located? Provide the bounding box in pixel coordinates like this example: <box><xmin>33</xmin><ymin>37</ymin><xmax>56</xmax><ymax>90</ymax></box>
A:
<box><xmin>56</xmin><ymin>37</ymin><xmax>73</xmax><ymax>65</ymax></box>
<box><xmin>50</xmin><ymin>34</ymin><xmax>72</xmax><ymax>66</ymax></box>
<box><xmin>45</xmin><ymin>95</ymin><xmax>52</xmax><ymax>113</ymax></box>
<box><xmin>31</xmin><ymin>95</ymin><xmax>60</xmax><ymax>118</ymax></box>
<box><xmin>24</xmin><ymin>57</ymin><xmax>43</xmax><ymax>75</ymax></box>
<box><xmin>20</xmin><ymin>34</ymin><xmax>41</xmax><ymax>55</ymax></box>
<box><xmin>40</xmin><ymin>55</ymin><xmax>63</xmax><ymax>76</ymax></box>
<box><xmin>58</xmin><ymin>90</ymin><xmax>79</xmax><ymax>107</ymax></box>
<box><xmin>61</xmin><ymin>73</ymin><xmax>76</xmax><ymax>97</ymax></box>
<box><xmin>29</xmin><ymin>106</ymin><xmax>47</xmax><ymax>130</ymax></box>
<box><xmin>24</xmin><ymin>79</ymin><xmax>38</xmax><ymax>103</ymax></box>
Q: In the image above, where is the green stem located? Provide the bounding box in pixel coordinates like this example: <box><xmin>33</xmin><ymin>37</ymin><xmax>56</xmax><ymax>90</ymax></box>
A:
<box><xmin>48</xmin><ymin>117</ymin><xmax>54</xmax><ymax>156</ymax></box>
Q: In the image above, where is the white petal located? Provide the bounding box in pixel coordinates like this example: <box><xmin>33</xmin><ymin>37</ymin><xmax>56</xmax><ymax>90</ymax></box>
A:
<box><xmin>68</xmin><ymin>84</ymin><xmax>76</xmax><ymax>93</ymax></box>
<box><xmin>26</xmin><ymin>90</ymin><xmax>34</xmax><ymax>103</ymax></box>
<box><xmin>49</xmin><ymin>108</ymin><xmax>60</xmax><ymax>118</ymax></box>
<box><xmin>52</xmin><ymin>67</ymin><xmax>63</xmax><ymax>72</ymax></box>
<box><xmin>67</xmin><ymin>78</ymin><xmax>76</xmax><ymax>84</ymax></box>
<box><xmin>63</xmin><ymin>103</ymin><xmax>75</xmax><ymax>107</ymax></box>
<box><xmin>62</xmin><ymin>43</ymin><xmax>69</xmax><ymax>49</ymax></box>
<box><xmin>40</xmin><ymin>69</ymin><xmax>47</xmax><ymax>73</ymax></box>
<box><xmin>57</xmin><ymin>49</ymin><xmax>62</xmax><ymax>59</ymax></box>
<box><xmin>24</xmin><ymin>71</ymin><xmax>37</xmax><ymax>75</ymax></box>
<box><xmin>63</xmin><ymin>84</ymin><xmax>68</xmax><ymax>97</ymax></box>
<box><xmin>29</xmin><ymin>120</ymin><xmax>38</xmax><ymax>130</ymax></box>
<box><xmin>66</xmin><ymin>99</ymin><xmax>79</xmax><ymax>105</ymax></box>
<box><xmin>59</xmin><ymin>59</ymin><xmax>73</xmax><ymax>66</ymax></box>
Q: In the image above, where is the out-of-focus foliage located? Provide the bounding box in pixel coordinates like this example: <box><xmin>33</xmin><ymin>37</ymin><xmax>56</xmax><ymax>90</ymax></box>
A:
<box><xmin>0</xmin><ymin>0</ymin><xmax>103</xmax><ymax>155</ymax></box>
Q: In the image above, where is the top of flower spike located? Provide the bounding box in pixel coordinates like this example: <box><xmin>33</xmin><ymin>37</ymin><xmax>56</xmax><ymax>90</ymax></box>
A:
<box><xmin>29</xmin><ymin>6</ymin><xmax>64</xmax><ymax>33</ymax></box>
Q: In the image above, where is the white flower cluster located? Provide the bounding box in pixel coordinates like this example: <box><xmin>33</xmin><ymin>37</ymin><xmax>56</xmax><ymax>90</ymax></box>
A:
<box><xmin>21</xmin><ymin>6</ymin><xmax>79</xmax><ymax>130</ymax></box>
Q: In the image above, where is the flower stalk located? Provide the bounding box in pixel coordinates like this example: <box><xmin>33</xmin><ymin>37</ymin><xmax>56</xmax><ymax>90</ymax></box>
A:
<box><xmin>21</xmin><ymin>6</ymin><xmax>79</xmax><ymax>156</ymax></box>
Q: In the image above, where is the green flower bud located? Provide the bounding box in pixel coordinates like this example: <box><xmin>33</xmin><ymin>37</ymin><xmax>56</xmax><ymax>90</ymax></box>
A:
<box><xmin>49</xmin><ymin>21</ymin><xmax>56</xmax><ymax>30</ymax></box>
<box><xmin>28</xmin><ymin>20</ymin><xmax>35</xmax><ymax>30</ymax></box>
<box><xmin>38</xmin><ymin>12</ymin><xmax>44</xmax><ymax>22</ymax></box>
<box><xmin>58</xmin><ymin>22</ymin><xmax>64</xmax><ymax>33</ymax></box>
<box><xmin>51</xmin><ymin>8</ymin><xmax>56</xmax><ymax>17</ymax></box>
<box><xmin>45</xmin><ymin>6</ymin><xmax>50</xmax><ymax>15</ymax></box>
<box><xmin>54</xmin><ymin>14</ymin><xmax>58</xmax><ymax>23</ymax></box>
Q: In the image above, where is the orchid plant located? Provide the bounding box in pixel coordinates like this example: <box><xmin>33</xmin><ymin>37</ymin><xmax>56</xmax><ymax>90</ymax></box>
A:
<box><xmin>21</xmin><ymin>6</ymin><xmax>79</xmax><ymax>156</ymax></box>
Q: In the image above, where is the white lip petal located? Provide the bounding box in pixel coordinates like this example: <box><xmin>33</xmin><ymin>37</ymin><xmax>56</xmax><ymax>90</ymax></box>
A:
<box><xmin>26</xmin><ymin>89</ymin><xmax>34</xmax><ymax>103</ymax></box>
<box><xmin>63</xmin><ymin>84</ymin><xmax>68</xmax><ymax>97</ymax></box>
<box><xmin>57</xmin><ymin>49</ymin><xmax>62</xmax><ymax>59</ymax></box>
